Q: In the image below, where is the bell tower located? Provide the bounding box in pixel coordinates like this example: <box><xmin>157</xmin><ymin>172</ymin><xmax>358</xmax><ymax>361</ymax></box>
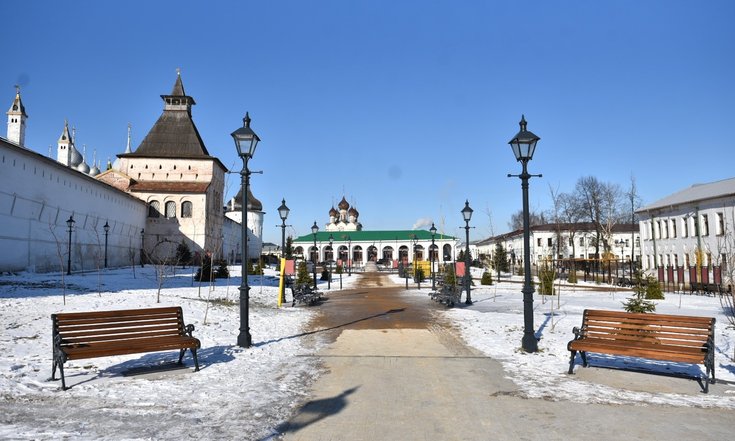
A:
<box><xmin>6</xmin><ymin>86</ymin><xmax>27</xmax><ymax>146</ymax></box>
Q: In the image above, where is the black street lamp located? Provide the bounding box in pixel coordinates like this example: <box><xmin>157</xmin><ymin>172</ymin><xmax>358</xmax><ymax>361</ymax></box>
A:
<box><xmin>277</xmin><ymin>199</ymin><xmax>290</xmax><ymax>304</ymax></box>
<box><xmin>311</xmin><ymin>222</ymin><xmax>319</xmax><ymax>289</ymax></box>
<box><xmin>328</xmin><ymin>234</ymin><xmax>334</xmax><ymax>290</ymax></box>
<box><xmin>412</xmin><ymin>234</ymin><xmax>420</xmax><ymax>289</ymax></box>
<box><xmin>140</xmin><ymin>229</ymin><xmax>145</xmax><ymax>267</ymax></box>
<box><xmin>232</xmin><ymin>112</ymin><xmax>261</xmax><ymax>349</ymax></box>
<box><xmin>462</xmin><ymin>201</ymin><xmax>473</xmax><ymax>305</ymax></box>
<box><xmin>103</xmin><ymin>221</ymin><xmax>110</xmax><ymax>269</ymax></box>
<box><xmin>346</xmin><ymin>235</ymin><xmax>352</xmax><ymax>276</ymax></box>
<box><xmin>507</xmin><ymin>115</ymin><xmax>541</xmax><ymax>353</ymax></box>
<box><xmin>66</xmin><ymin>215</ymin><xmax>75</xmax><ymax>275</ymax></box>
<box><xmin>430</xmin><ymin>222</ymin><xmax>437</xmax><ymax>290</ymax></box>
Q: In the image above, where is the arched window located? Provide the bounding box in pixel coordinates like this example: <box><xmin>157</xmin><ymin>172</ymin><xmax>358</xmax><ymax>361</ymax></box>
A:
<box><xmin>382</xmin><ymin>246</ymin><xmax>394</xmax><ymax>261</ymax></box>
<box><xmin>310</xmin><ymin>246</ymin><xmax>319</xmax><ymax>263</ymax></box>
<box><xmin>181</xmin><ymin>201</ymin><xmax>193</xmax><ymax>218</ymax></box>
<box><xmin>338</xmin><ymin>245</ymin><xmax>349</xmax><ymax>262</ymax></box>
<box><xmin>325</xmin><ymin>246</ymin><xmax>334</xmax><ymax>261</ymax></box>
<box><xmin>367</xmin><ymin>246</ymin><xmax>378</xmax><ymax>262</ymax></box>
<box><xmin>429</xmin><ymin>244</ymin><xmax>438</xmax><ymax>260</ymax></box>
<box><xmin>148</xmin><ymin>200</ymin><xmax>160</xmax><ymax>218</ymax></box>
<box><xmin>443</xmin><ymin>244</ymin><xmax>452</xmax><ymax>261</ymax></box>
<box><xmin>399</xmin><ymin>245</ymin><xmax>409</xmax><ymax>262</ymax></box>
<box><xmin>295</xmin><ymin>246</ymin><xmax>304</xmax><ymax>257</ymax></box>
<box><xmin>165</xmin><ymin>201</ymin><xmax>176</xmax><ymax>218</ymax></box>
<box><xmin>353</xmin><ymin>245</ymin><xmax>363</xmax><ymax>263</ymax></box>
<box><xmin>413</xmin><ymin>245</ymin><xmax>425</xmax><ymax>261</ymax></box>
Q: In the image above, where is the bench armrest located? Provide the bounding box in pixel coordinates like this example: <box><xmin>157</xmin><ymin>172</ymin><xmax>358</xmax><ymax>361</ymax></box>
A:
<box><xmin>184</xmin><ymin>324</ymin><xmax>196</xmax><ymax>337</ymax></box>
<box><xmin>571</xmin><ymin>326</ymin><xmax>583</xmax><ymax>340</ymax></box>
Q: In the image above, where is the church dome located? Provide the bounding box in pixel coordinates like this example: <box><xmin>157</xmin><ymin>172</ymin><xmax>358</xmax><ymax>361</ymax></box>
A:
<box><xmin>89</xmin><ymin>163</ymin><xmax>101</xmax><ymax>176</ymax></box>
<box><xmin>232</xmin><ymin>188</ymin><xmax>263</xmax><ymax>212</ymax></box>
<box><xmin>76</xmin><ymin>160</ymin><xmax>90</xmax><ymax>174</ymax></box>
<box><xmin>329</xmin><ymin>206</ymin><xmax>338</xmax><ymax>217</ymax></box>
<box><xmin>70</xmin><ymin>146</ymin><xmax>83</xmax><ymax>167</ymax></box>
<box><xmin>338</xmin><ymin>196</ymin><xmax>350</xmax><ymax>211</ymax></box>
<box><xmin>348</xmin><ymin>206</ymin><xmax>359</xmax><ymax>217</ymax></box>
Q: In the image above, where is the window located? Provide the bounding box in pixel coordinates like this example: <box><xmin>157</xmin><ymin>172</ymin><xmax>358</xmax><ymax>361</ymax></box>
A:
<box><xmin>569</xmin><ymin>237</ymin><xmax>573</xmax><ymax>247</ymax></box>
<box><xmin>148</xmin><ymin>201</ymin><xmax>160</xmax><ymax>218</ymax></box>
<box><xmin>181</xmin><ymin>201</ymin><xmax>192</xmax><ymax>218</ymax></box>
<box><xmin>165</xmin><ymin>201</ymin><xmax>176</xmax><ymax>218</ymax></box>
<box><xmin>547</xmin><ymin>238</ymin><xmax>552</xmax><ymax>247</ymax></box>
<box><xmin>656</xmin><ymin>220</ymin><xmax>661</xmax><ymax>239</ymax></box>
<box><xmin>579</xmin><ymin>237</ymin><xmax>585</xmax><ymax>247</ymax></box>
<box><xmin>682</xmin><ymin>217</ymin><xmax>688</xmax><ymax>237</ymax></box>
<box><xmin>717</xmin><ymin>212</ymin><xmax>725</xmax><ymax>236</ymax></box>
<box><xmin>701</xmin><ymin>214</ymin><xmax>709</xmax><ymax>236</ymax></box>
<box><xmin>537</xmin><ymin>238</ymin><xmax>542</xmax><ymax>247</ymax></box>
<box><xmin>671</xmin><ymin>219</ymin><xmax>677</xmax><ymax>238</ymax></box>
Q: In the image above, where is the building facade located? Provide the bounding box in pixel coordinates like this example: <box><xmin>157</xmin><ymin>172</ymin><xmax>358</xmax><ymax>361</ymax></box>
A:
<box><xmin>294</xmin><ymin>199</ymin><xmax>458</xmax><ymax>267</ymax></box>
<box><xmin>476</xmin><ymin>223</ymin><xmax>640</xmax><ymax>268</ymax></box>
<box><xmin>637</xmin><ymin>177</ymin><xmax>735</xmax><ymax>284</ymax></box>
<box><xmin>1</xmin><ymin>74</ymin><xmax>264</xmax><ymax>273</ymax></box>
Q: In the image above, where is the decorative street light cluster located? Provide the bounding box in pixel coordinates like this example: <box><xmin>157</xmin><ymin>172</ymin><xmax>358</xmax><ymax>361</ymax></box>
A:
<box><xmin>507</xmin><ymin>115</ymin><xmax>541</xmax><ymax>353</ymax></box>
<box><xmin>232</xmin><ymin>112</ymin><xmax>260</xmax><ymax>349</ymax></box>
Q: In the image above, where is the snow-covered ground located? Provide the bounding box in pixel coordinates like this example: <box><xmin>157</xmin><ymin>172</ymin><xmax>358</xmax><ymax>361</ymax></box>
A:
<box><xmin>0</xmin><ymin>265</ymin><xmax>358</xmax><ymax>440</ymax></box>
<box><xmin>1</xmin><ymin>266</ymin><xmax>734</xmax><ymax>440</ymax></box>
<box><xmin>391</xmin><ymin>270</ymin><xmax>735</xmax><ymax>409</ymax></box>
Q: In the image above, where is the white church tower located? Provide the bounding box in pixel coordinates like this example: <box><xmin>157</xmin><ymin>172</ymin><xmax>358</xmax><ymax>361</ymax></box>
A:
<box><xmin>57</xmin><ymin>120</ymin><xmax>72</xmax><ymax>166</ymax></box>
<box><xmin>6</xmin><ymin>86</ymin><xmax>27</xmax><ymax>146</ymax></box>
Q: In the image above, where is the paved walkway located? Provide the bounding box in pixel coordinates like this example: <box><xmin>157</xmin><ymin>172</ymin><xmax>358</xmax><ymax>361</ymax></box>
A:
<box><xmin>278</xmin><ymin>272</ymin><xmax>734</xmax><ymax>441</ymax></box>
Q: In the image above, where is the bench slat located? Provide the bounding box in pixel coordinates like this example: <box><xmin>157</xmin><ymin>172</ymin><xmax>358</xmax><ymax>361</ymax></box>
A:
<box><xmin>58</xmin><ymin>320</ymin><xmax>182</xmax><ymax>334</ymax></box>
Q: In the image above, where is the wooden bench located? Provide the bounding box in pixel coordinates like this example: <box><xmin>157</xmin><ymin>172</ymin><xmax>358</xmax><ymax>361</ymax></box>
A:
<box><xmin>291</xmin><ymin>284</ymin><xmax>322</xmax><ymax>306</ymax></box>
<box><xmin>567</xmin><ymin>309</ymin><xmax>716</xmax><ymax>392</ymax></box>
<box><xmin>51</xmin><ymin>306</ymin><xmax>201</xmax><ymax>390</ymax></box>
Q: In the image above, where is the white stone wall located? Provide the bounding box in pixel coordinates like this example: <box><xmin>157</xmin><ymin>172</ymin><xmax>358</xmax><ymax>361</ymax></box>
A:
<box><xmin>0</xmin><ymin>140</ymin><xmax>147</xmax><ymax>273</ymax></box>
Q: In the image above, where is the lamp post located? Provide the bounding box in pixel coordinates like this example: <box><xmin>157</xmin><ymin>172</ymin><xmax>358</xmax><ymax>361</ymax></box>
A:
<box><xmin>66</xmin><ymin>215</ymin><xmax>75</xmax><ymax>275</ymax></box>
<box><xmin>311</xmin><ymin>222</ymin><xmax>319</xmax><ymax>289</ymax></box>
<box><xmin>412</xmin><ymin>234</ymin><xmax>420</xmax><ymax>289</ymax></box>
<box><xmin>346</xmin><ymin>235</ymin><xmax>352</xmax><ymax>276</ymax></box>
<box><xmin>328</xmin><ymin>234</ymin><xmax>334</xmax><ymax>290</ymax></box>
<box><xmin>462</xmin><ymin>201</ymin><xmax>473</xmax><ymax>305</ymax></box>
<box><xmin>103</xmin><ymin>221</ymin><xmax>110</xmax><ymax>269</ymax></box>
<box><xmin>140</xmin><ymin>229</ymin><xmax>145</xmax><ymax>267</ymax></box>
<box><xmin>277</xmin><ymin>198</ymin><xmax>290</xmax><ymax>304</ymax></box>
<box><xmin>232</xmin><ymin>112</ymin><xmax>260</xmax><ymax>348</ymax></box>
<box><xmin>507</xmin><ymin>115</ymin><xmax>541</xmax><ymax>353</ymax></box>
<box><xmin>430</xmin><ymin>222</ymin><xmax>437</xmax><ymax>290</ymax></box>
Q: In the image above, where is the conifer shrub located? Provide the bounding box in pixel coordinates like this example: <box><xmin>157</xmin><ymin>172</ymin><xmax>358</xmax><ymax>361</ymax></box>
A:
<box><xmin>481</xmin><ymin>271</ymin><xmax>493</xmax><ymax>285</ymax></box>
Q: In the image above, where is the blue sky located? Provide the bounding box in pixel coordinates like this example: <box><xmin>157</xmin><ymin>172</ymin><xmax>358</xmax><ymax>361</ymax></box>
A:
<box><xmin>2</xmin><ymin>1</ymin><xmax>734</xmax><ymax>245</ymax></box>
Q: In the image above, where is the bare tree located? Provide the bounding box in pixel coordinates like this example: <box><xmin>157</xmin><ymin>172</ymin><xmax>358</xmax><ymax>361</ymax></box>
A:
<box><xmin>145</xmin><ymin>238</ymin><xmax>175</xmax><ymax>303</ymax></box>
<box><xmin>508</xmin><ymin>209</ymin><xmax>546</xmax><ymax>231</ymax></box>
<box><xmin>48</xmin><ymin>222</ymin><xmax>68</xmax><ymax>305</ymax></box>
<box><xmin>625</xmin><ymin>174</ymin><xmax>643</xmax><ymax>262</ymax></box>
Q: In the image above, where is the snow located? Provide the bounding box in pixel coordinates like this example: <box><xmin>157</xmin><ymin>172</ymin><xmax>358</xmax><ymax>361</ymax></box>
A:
<box><xmin>1</xmin><ymin>267</ymin><xmax>733</xmax><ymax>439</ymax></box>
<box><xmin>391</xmin><ymin>270</ymin><xmax>735</xmax><ymax>409</ymax></box>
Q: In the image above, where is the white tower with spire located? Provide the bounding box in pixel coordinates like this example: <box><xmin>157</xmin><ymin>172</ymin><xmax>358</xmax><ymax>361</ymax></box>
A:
<box><xmin>57</xmin><ymin>120</ymin><xmax>72</xmax><ymax>166</ymax></box>
<box><xmin>6</xmin><ymin>86</ymin><xmax>27</xmax><ymax>146</ymax></box>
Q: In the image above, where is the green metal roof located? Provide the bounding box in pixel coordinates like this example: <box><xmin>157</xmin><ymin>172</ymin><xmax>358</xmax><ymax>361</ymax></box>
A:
<box><xmin>293</xmin><ymin>230</ymin><xmax>456</xmax><ymax>243</ymax></box>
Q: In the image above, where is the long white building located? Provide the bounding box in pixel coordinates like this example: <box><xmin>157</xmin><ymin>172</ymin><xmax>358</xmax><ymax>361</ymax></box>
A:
<box><xmin>637</xmin><ymin>177</ymin><xmax>735</xmax><ymax>286</ymax></box>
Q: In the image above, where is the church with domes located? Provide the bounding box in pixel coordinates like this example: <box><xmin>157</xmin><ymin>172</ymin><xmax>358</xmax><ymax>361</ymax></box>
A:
<box><xmin>325</xmin><ymin>197</ymin><xmax>362</xmax><ymax>232</ymax></box>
